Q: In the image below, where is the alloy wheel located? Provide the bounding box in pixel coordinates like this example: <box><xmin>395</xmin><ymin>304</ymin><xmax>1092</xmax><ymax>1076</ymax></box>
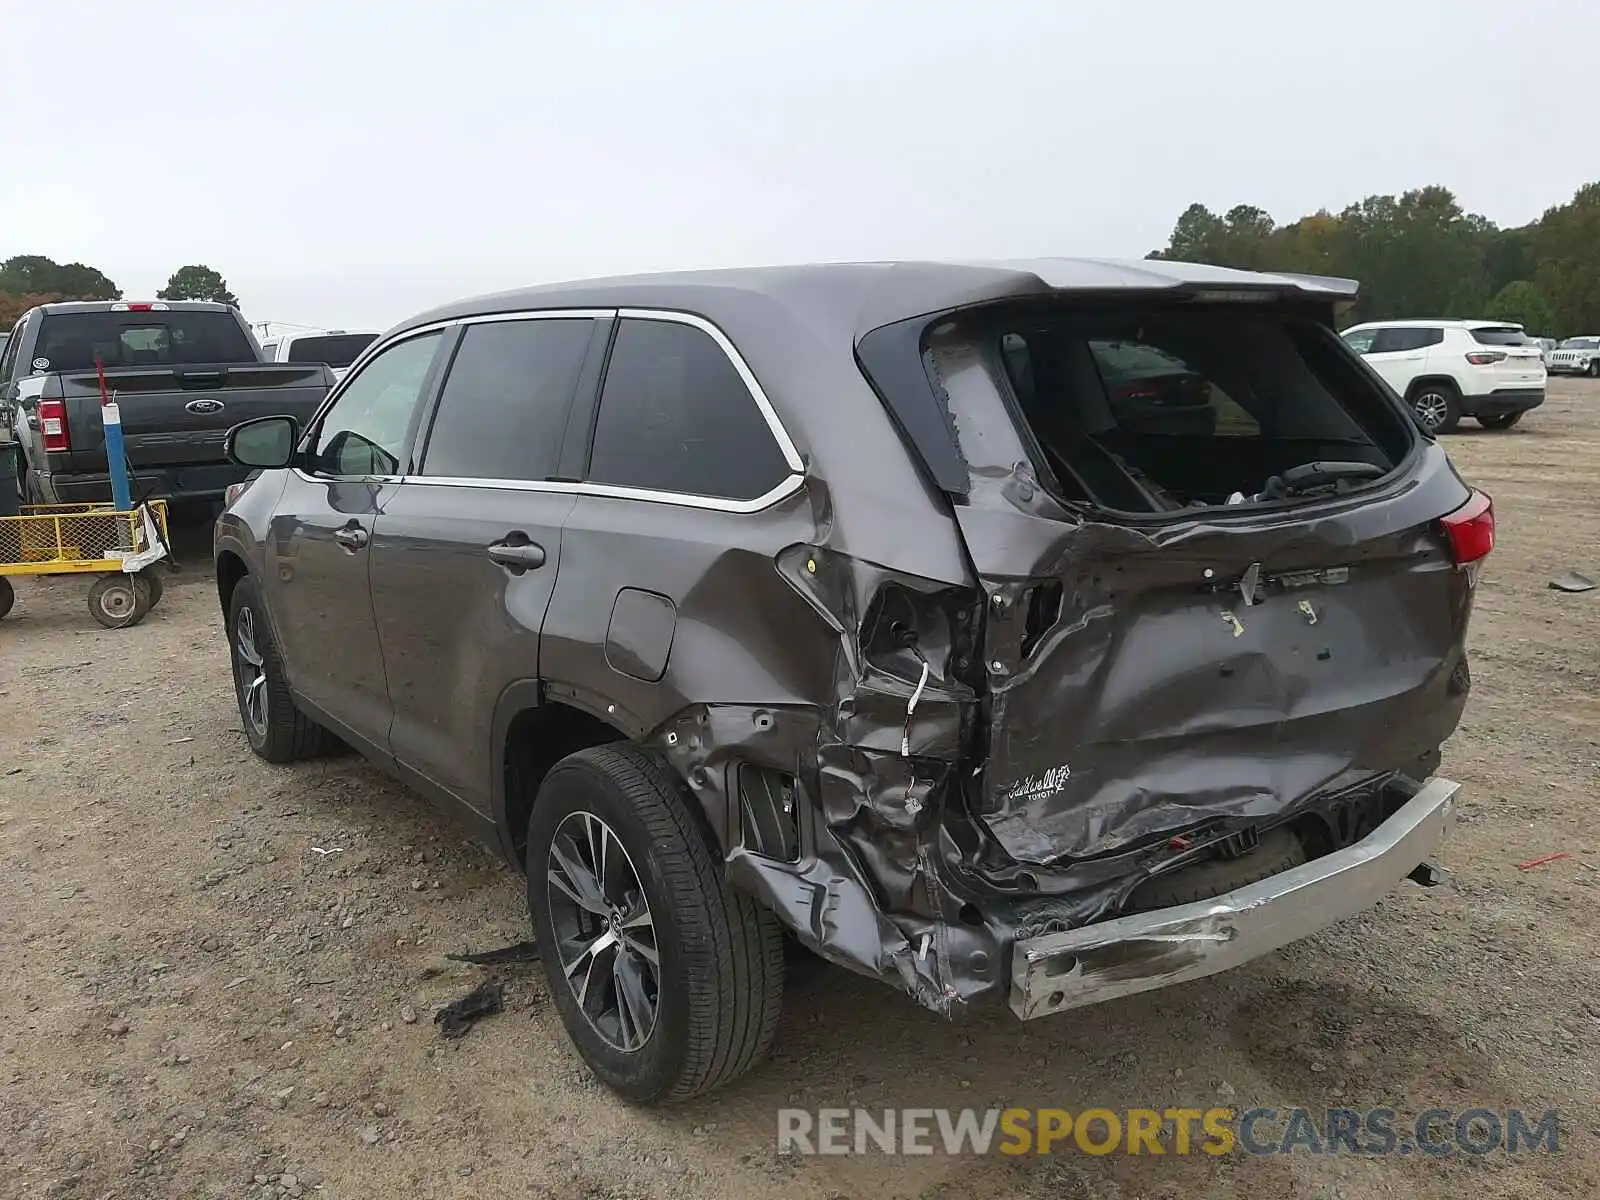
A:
<box><xmin>1413</xmin><ymin>391</ymin><xmax>1451</xmax><ymax>430</ymax></box>
<box><xmin>234</xmin><ymin>605</ymin><xmax>269</xmax><ymax>738</ymax></box>
<box><xmin>546</xmin><ymin>810</ymin><xmax>660</xmax><ymax>1052</ymax></box>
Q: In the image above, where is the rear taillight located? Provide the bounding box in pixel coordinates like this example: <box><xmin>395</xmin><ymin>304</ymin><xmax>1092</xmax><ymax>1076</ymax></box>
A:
<box><xmin>39</xmin><ymin>399</ymin><xmax>70</xmax><ymax>452</ymax></box>
<box><xmin>1441</xmin><ymin>489</ymin><xmax>1494</xmax><ymax>565</ymax></box>
<box><xmin>1465</xmin><ymin>350</ymin><xmax>1507</xmax><ymax>365</ymax></box>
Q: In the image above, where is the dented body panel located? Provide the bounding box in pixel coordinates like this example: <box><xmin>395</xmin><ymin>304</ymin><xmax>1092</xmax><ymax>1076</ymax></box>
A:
<box><xmin>218</xmin><ymin>259</ymin><xmax>1476</xmax><ymax>1024</ymax></box>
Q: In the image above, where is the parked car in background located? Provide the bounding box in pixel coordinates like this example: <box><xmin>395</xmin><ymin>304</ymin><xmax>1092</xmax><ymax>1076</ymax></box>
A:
<box><xmin>1547</xmin><ymin>336</ymin><xmax>1600</xmax><ymax>377</ymax></box>
<box><xmin>1341</xmin><ymin>319</ymin><xmax>1545</xmax><ymax>432</ymax></box>
<box><xmin>0</xmin><ymin>301</ymin><xmax>335</xmax><ymax>507</ymax></box>
<box><xmin>217</xmin><ymin>260</ymin><xmax>1478</xmax><ymax>1103</ymax></box>
<box><xmin>258</xmin><ymin>329</ymin><xmax>379</xmax><ymax>382</ymax></box>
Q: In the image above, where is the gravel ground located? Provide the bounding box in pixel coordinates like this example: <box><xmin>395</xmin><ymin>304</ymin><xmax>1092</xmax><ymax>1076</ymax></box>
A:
<box><xmin>2</xmin><ymin>380</ymin><xmax>1598</xmax><ymax>1200</ymax></box>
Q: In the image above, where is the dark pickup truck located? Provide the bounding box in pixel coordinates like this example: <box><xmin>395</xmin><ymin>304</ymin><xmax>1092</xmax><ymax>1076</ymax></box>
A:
<box><xmin>0</xmin><ymin>301</ymin><xmax>333</xmax><ymax>507</ymax></box>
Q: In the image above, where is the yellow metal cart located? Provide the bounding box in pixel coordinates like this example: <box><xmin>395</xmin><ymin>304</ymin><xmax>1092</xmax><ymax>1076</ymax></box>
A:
<box><xmin>0</xmin><ymin>501</ymin><xmax>170</xmax><ymax>628</ymax></box>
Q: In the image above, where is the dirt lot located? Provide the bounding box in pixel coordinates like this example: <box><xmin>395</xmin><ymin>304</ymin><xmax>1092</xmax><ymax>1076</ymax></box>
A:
<box><xmin>3</xmin><ymin>380</ymin><xmax>1599</xmax><ymax>1200</ymax></box>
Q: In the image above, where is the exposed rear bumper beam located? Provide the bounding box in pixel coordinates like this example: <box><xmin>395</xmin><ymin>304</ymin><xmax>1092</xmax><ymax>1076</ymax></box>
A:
<box><xmin>1008</xmin><ymin>776</ymin><xmax>1460</xmax><ymax>1019</ymax></box>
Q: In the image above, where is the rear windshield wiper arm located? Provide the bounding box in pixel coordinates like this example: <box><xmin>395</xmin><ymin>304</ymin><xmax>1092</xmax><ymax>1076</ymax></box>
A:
<box><xmin>1256</xmin><ymin>460</ymin><xmax>1385</xmax><ymax>500</ymax></box>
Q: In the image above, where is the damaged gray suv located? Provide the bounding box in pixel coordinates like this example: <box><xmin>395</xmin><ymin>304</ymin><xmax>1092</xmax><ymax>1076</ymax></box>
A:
<box><xmin>215</xmin><ymin>260</ymin><xmax>1487</xmax><ymax>1103</ymax></box>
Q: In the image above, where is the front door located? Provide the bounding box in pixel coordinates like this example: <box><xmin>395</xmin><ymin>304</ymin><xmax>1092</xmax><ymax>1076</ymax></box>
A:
<box><xmin>369</xmin><ymin>314</ymin><xmax>602</xmax><ymax>814</ymax></box>
<box><xmin>264</xmin><ymin>329</ymin><xmax>447</xmax><ymax>750</ymax></box>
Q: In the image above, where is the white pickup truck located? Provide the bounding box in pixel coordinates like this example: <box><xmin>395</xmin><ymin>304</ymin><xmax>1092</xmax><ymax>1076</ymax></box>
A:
<box><xmin>256</xmin><ymin>329</ymin><xmax>378</xmax><ymax>382</ymax></box>
<box><xmin>1546</xmin><ymin>336</ymin><xmax>1600</xmax><ymax>377</ymax></box>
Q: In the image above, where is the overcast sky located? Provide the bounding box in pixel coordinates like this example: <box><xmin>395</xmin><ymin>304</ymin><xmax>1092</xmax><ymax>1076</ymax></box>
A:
<box><xmin>2</xmin><ymin>0</ymin><xmax>1591</xmax><ymax>331</ymax></box>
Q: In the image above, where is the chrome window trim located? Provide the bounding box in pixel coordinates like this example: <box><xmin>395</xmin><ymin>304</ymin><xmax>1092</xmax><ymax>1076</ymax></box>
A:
<box><xmin>615</xmin><ymin>307</ymin><xmax>806</xmax><ymax>474</ymax></box>
<box><xmin>296</xmin><ymin>304</ymin><xmax>807</xmax><ymax>513</ymax></box>
<box><xmin>396</xmin><ymin>472</ymin><xmax>804</xmax><ymax>515</ymax></box>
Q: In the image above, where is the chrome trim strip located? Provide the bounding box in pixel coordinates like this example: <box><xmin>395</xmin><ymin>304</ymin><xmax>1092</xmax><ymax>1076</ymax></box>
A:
<box><xmin>1008</xmin><ymin>777</ymin><xmax>1460</xmax><ymax>1019</ymax></box>
<box><xmin>392</xmin><ymin>472</ymin><xmax>805</xmax><ymax>515</ymax></box>
<box><xmin>294</xmin><ymin>305</ymin><xmax>808</xmax><ymax>514</ymax></box>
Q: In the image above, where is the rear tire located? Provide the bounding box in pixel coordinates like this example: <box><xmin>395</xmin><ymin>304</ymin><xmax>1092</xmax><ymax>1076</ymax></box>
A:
<box><xmin>139</xmin><ymin>569</ymin><xmax>165</xmax><ymax>607</ymax></box>
<box><xmin>0</xmin><ymin>577</ymin><xmax>13</xmax><ymax>620</ymax></box>
<box><xmin>1408</xmin><ymin>382</ymin><xmax>1462</xmax><ymax>433</ymax></box>
<box><xmin>1126</xmin><ymin>828</ymin><xmax>1308</xmax><ymax>911</ymax></box>
<box><xmin>228</xmin><ymin>575</ymin><xmax>336</xmax><ymax>762</ymax></box>
<box><xmin>527</xmin><ymin>743</ymin><xmax>784</xmax><ymax>1104</ymax></box>
<box><xmin>87</xmin><ymin>574</ymin><xmax>151</xmax><ymax>628</ymax></box>
<box><xmin>1476</xmin><ymin>412</ymin><xmax>1523</xmax><ymax>430</ymax></box>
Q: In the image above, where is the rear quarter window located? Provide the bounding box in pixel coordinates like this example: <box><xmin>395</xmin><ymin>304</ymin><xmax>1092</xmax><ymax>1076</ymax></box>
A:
<box><xmin>585</xmin><ymin>317</ymin><xmax>793</xmax><ymax>503</ymax></box>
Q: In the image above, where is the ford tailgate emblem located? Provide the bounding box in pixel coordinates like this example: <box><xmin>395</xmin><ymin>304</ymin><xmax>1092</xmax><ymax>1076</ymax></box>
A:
<box><xmin>186</xmin><ymin>398</ymin><xmax>225</xmax><ymax>415</ymax></box>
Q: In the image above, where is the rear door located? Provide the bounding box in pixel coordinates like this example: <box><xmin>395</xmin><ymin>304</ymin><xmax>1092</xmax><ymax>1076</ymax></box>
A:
<box><xmin>1361</xmin><ymin>326</ymin><xmax>1436</xmax><ymax>394</ymax></box>
<box><xmin>368</xmin><ymin>313</ymin><xmax>605</xmax><ymax>815</ymax></box>
<box><xmin>262</xmin><ymin>329</ymin><xmax>447</xmax><ymax>749</ymax></box>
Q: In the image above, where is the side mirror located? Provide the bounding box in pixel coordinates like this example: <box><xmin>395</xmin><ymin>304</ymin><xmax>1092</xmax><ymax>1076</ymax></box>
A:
<box><xmin>225</xmin><ymin>415</ymin><xmax>299</xmax><ymax>469</ymax></box>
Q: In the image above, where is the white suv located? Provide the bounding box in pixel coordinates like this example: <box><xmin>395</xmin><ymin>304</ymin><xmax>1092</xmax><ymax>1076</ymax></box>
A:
<box><xmin>257</xmin><ymin>329</ymin><xmax>379</xmax><ymax>382</ymax></box>
<box><xmin>1341</xmin><ymin>319</ymin><xmax>1546</xmax><ymax>432</ymax></box>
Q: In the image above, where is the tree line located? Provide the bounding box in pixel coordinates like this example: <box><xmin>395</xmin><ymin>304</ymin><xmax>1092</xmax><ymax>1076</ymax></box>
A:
<box><xmin>0</xmin><ymin>257</ymin><xmax>240</xmax><ymax>327</ymax></box>
<box><xmin>1149</xmin><ymin>181</ymin><xmax>1600</xmax><ymax>336</ymax></box>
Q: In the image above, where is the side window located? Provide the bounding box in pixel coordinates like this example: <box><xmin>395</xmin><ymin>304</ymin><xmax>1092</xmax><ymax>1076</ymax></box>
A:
<box><xmin>307</xmin><ymin>331</ymin><xmax>442</xmax><ymax>477</ymax></box>
<box><xmin>1342</xmin><ymin>328</ymin><xmax>1377</xmax><ymax>355</ymax></box>
<box><xmin>1386</xmin><ymin>328</ymin><xmax>1436</xmax><ymax>352</ymax></box>
<box><xmin>586</xmin><ymin>318</ymin><xmax>792</xmax><ymax>501</ymax></box>
<box><xmin>0</xmin><ymin>318</ymin><xmax>22</xmax><ymax>381</ymax></box>
<box><xmin>418</xmin><ymin>317</ymin><xmax>593</xmax><ymax>481</ymax></box>
<box><xmin>1367</xmin><ymin>328</ymin><xmax>1403</xmax><ymax>353</ymax></box>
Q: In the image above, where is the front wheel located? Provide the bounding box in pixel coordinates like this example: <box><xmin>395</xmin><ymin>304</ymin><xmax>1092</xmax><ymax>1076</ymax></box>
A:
<box><xmin>1477</xmin><ymin>412</ymin><xmax>1523</xmax><ymax>430</ymax></box>
<box><xmin>1409</xmin><ymin>383</ymin><xmax>1462</xmax><ymax>434</ymax></box>
<box><xmin>1588</xmin><ymin>359</ymin><xmax>1600</xmax><ymax>379</ymax></box>
<box><xmin>527</xmin><ymin>744</ymin><xmax>784</xmax><ymax>1104</ymax></box>
<box><xmin>228</xmin><ymin>576</ymin><xmax>335</xmax><ymax>762</ymax></box>
<box><xmin>0</xmin><ymin>577</ymin><xmax>13</xmax><ymax>620</ymax></box>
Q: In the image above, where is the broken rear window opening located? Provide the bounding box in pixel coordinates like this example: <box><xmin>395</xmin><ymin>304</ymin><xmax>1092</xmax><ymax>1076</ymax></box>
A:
<box><xmin>928</xmin><ymin>306</ymin><xmax>1415</xmax><ymax>516</ymax></box>
<box><xmin>32</xmin><ymin>311</ymin><xmax>256</xmax><ymax>372</ymax></box>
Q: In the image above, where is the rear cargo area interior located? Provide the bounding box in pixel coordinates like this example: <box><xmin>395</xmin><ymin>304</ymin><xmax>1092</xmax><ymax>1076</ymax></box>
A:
<box><xmin>992</xmin><ymin>309</ymin><xmax>1411</xmax><ymax>513</ymax></box>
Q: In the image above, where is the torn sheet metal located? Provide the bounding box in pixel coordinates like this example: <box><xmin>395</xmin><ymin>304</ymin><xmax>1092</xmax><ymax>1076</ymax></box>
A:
<box><xmin>950</xmin><ymin>453</ymin><xmax>1476</xmax><ymax>870</ymax></box>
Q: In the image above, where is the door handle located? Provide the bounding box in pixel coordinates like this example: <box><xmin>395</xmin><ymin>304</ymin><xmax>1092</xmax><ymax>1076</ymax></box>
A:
<box><xmin>334</xmin><ymin>525</ymin><xmax>369</xmax><ymax>552</ymax></box>
<box><xmin>487</xmin><ymin>533</ymin><xmax>546</xmax><ymax>572</ymax></box>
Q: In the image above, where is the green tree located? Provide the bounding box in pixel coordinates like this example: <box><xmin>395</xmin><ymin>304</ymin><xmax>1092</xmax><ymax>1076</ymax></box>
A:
<box><xmin>1485</xmin><ymin>281</ymin><xmax>1556</xmax><ymax>334</ymax></box>
<box><xmin>1533</xmin><ymin>182</ymin><xmax>1600</xmax><ymax>336</ymax></box>
<box><xmin>1149</xmin><ymin>202</ymin><xmax>1227</xmax><ymax>261</ymax></box>
<box><xmin>0</xmin><ymin>254</ymin><xmax>119</xmax><ymax>299</ymax></box>
<box><xmin>157</xmin><ymin>264</ymin><xmax>240</xmax><ymax>308</ymax></box>
<box><xmin>1149</xmin><ymin>202</ymin><xmax>1278</xmax><ymax>268</ymax></box>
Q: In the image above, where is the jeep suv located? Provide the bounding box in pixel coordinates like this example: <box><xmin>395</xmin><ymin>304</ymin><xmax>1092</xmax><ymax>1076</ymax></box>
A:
<box><xmin>1340</xmin><ymin>318</ymin><xmax>1546</xmax><ymax>432</ymax></box>
<box><xmin>215</xmin><ymin>261</ymin><xmax>1485</xmax><ymax>1103</ymax></box>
